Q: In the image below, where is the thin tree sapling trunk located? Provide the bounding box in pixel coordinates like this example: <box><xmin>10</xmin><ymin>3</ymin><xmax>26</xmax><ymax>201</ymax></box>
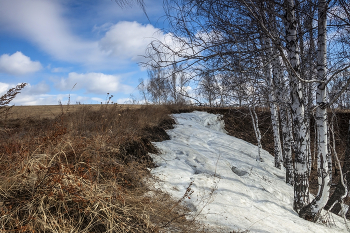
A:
<box><xmin>249</xmin><ymin>105</ymin><xmax>262</xmax><ymax>162</ymax></box>
<box><xmin>324</xmin><ymin>119</ymin><xmax>350</xmax><ymax>216</ymax></box>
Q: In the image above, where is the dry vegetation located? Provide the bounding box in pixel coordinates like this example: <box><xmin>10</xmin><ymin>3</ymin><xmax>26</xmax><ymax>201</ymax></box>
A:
<box><xmin>0</xmin><ymin>103</ymin><xmax>217</xmax><ymax>233</ymax></box>
<box><xmin>6</xmin><ymin>104</ymin><xmax>143</xmax><ymax>120</ymax></box>
<box><xmin>1</xmin><ymin>103</ymin><xmax>349</xmax><ymax>232</ymax></box>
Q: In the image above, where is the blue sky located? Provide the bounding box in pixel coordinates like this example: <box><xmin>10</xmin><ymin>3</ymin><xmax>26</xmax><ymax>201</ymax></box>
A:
<box><xmin>0</xmin><ymin>0</ymin><xmax>169</xmax><ymax>105</ymax></box>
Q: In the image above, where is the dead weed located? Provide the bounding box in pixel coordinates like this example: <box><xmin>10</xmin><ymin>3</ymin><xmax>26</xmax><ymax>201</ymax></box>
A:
<box><xmin>0</xmin><ymin>104</ymin><xmax>212</xmax><ymax>233</ymax></box>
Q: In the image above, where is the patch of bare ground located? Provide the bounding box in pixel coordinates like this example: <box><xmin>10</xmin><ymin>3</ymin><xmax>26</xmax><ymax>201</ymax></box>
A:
<box><xmin>0</xmin><ymin>104</ymin><xmax>226</xmax><ymax>233</ymax></box>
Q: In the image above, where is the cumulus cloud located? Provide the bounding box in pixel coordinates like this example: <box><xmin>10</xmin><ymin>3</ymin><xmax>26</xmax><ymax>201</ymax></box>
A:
<box><xmin>0</xmin><ymin>80</ymin><xmax>132</xmax><ymax>106</ymax></box>
<box><xmin>21</xmin><ymin>82</ymin><xmax>50</xmax><ymax>95</ymax></box>
<box><xmin>11</xmin><ymin>94</ymin><xmax>62</xmax><ymax>106</ymax></box>
<box><xmin>0</xmin><ymin>81</ymin><xmax>52</xmax><ymax>105</ymax></box>
<box><xmin>55</xmin><ymin>72</ymin><xmax>133</xmax><ymax>95</ymax></box>
<box><xmin>91</xmin><ymin>97</ymin><xmax>104</xmax><ymax>103</ymax></box>
<box><xmin>116</xmin><ymin>98</ymin><xmax>133</xmax><ymax>104</ymax></box>
<box><xmin>0</xmin><ymin>0</ymin><xmax>176</xmax><ymax>70</ymax></box>
<box><xmin>99</xmin><ymin>21</ymin><xmax>163</xmax><ymax>61</ymax></box>
<box><xmin>0</xmin><ymin>82</ymin><xmax>48</xmax><ymax>96</ymax></box>
<box><xmin>0</xmin><ymin>82</ymin><xmax>11</xmax><ymax>96</ymax></box>
<box><xmin>0</xmin><ymin>1</ymin><xmax>169</xmax><ymax>69</ymax></box>
<box><xmin>0</xmin><ymin>0</ymin><xmax>105</xmax><ymax>65</ymax></box>
<box><xmin>9</xmin><ymin>91</ymin><xmax>90</xmax><ymax>106</ymax></box>
<box><xmin>0</xmin><ymin>52</ymin><xmax>42</xmax><ymax>75</ymax></box>
<box><xmin>12</xmin><ymin>93</ymin><xmax>102</xmax><ymax>106</ymax></box>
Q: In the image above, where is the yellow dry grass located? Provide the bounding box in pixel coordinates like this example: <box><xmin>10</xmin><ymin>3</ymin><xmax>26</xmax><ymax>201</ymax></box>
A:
<box><xmin>6</xmin><ymin>104</ymin><xmax>143</xmax><ymax>120</ymax></box>
<box><xmin>0</xmin><ymin>104</ymin><xmax>226</xmax><ymax>233</ymax></box>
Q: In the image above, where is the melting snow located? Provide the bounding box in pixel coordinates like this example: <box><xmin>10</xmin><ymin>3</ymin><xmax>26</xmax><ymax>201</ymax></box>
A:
<box><xmin>150</xmin><ymin>111</ymin><xmax>349</xmax><ymax>233</ymax></box>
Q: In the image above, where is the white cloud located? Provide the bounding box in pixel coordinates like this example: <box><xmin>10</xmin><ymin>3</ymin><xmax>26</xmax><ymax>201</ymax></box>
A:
<box><xmin>99</xmin><ymin>21</ymin><xmax>163</xmax><ymax>61</ymax></box>
<box><xmin>0</xmin><ymin>52</ymin><xmax>42</xmax><ymax>75</ymax></box>
<box><xmin>11</xmin><ymin>94</ymin><xmax>63</xmax><ymax>106</ymax></box>
<box><xmin>0</xmin><ymin>0</ymin><xmax>106</xmax><ymax>65</ymax></box>
<box><xmin>91</xmin><ymin>97</ymin><xmax>104</xmax><ymax>103</ymax></box>
<box><xmin>0</xmin><ymin>80</ymin><xmax>133</xmax><ymax>106</ymax></box>
<box><xmin>0</xmin><ymin>1</ymin><xmax>169</xmax><ymax>69</ymax></box>
<box><xmin>116</xmin><ymin>98</ymin><xmax>133</xmax><ymax>104</ymax></box>
<box><xmin>0</xmin><ymin>0</ymin><xmax>178</xmax><ymax>70</ymax></box>
<box><xmin>11</xmin><ymin>93</ymin><xmax>106</xmax><ymax>106</ymax></box>
<box><xmin>75</xmin><ymin>96</ymin><xmax>89</xmax><ymax>103</ymax></box>
<box><xmin>92</xmin><ymin>23</ymin><xmax>114</xmax><ymax>34</ymax></box>
<box><xmin>55</xmin><ymin>72</ymin><xmax>133</xmax><ymax>95</ymax></box>
<box><xmin>0</xmin><ymin>82</ymin><xmax>11</xmax><ymax>95</ymax></box>
<box><xmin>51</xmin><ymin>67</ymin><xmax>71</xmax><ymax>73</ymax></box>
<box><xmin>0</xmin><ymin>82</ymin><xmax>49</xmax><ymax>96</ymax></box>
<box><xmin>21</xmin><ymin>82</ymin><xmax>50</xmax><ymax>95</ymax></box>
<box><xmin>0</xmin><ymin>81</ymin><xmax>52</xmax><ymax>105</ymax></box>
<box><xmin>0</xmin><ymin>0</ymin><xmax>183</xmax><ymax>71</ymax></box>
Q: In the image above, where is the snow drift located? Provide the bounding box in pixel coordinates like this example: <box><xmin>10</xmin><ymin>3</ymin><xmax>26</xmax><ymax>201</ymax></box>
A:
<box><xmin>149</xmin><ymin>111</ymin><xmax>349</xmax><ymax>233</ymax></box>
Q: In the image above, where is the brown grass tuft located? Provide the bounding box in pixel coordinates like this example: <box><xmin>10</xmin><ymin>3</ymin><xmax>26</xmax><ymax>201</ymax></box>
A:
<box><xmin>0</xmin><ymin>104</ymin><xmax>214</xmax><ymax>232</ymax></box>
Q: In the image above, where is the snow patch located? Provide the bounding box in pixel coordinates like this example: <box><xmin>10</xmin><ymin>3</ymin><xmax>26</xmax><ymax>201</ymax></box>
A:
<box><xmin>149</xmin><ymin>111</ymin><xmax>349</xmax><ymax>233</ymax></box>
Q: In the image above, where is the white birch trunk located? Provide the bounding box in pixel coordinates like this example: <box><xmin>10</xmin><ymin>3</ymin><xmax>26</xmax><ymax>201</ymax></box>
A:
<box><xmin>280</xmin><ymin>106</ymin><xmax>294</xmax><ymax>185</ymax></box>
<box><xmin>313</xmin><ymin>121</ymin><xmax>317</xmax><ymax>169</ymax></box>
<box><xmin>299</xmin><ymin>10</ymin><xmax>312</xmax><ymax>177</ymax></box>
<box><xmin>306</xmin><ymin>13</ymin><xmax>318</xmax><ymax>170</ymax></box>
<box><xmin>285</xmin><ymin>0</ymin><xmax>309</xmax><ymax>213</ymax></box>
<box><xmin>271</xmin><ymin>46</ymin><xmax>294</xmax><ymax>184</ymax></box>
<box><xmin>305</xmin><ymin>108</ymin><xmax>312</xmax><ymax>176</ymax></box>
<box><xmin>299</xmin><ymin>0</ymin><xmax>331</xmax><ymax>221</ymax></box>
<box><xmin>327</xmin><ymin>127</ymin><xmax>332</xmax><ymax>183</ymax></box>
<box><xmin>261</xmin><ymin>36</ymin><xmax>283</xmax><ymax>169</ymax></box>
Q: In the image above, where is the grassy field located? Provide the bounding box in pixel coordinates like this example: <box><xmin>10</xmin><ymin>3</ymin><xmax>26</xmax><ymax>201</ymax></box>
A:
<box><xmin>1</xmin><ymin>104</ymin><xmax>216</xmax><ymax>232</ymax></box>
<box><xmin>0</xmin><ymin>104</ymin><xmax>349</xmax><ymax>232</ymax></box>
<box><xmin>6</xmin><ymin>104</ymin><xmax>143</xmax><ymax>119</ymax></box>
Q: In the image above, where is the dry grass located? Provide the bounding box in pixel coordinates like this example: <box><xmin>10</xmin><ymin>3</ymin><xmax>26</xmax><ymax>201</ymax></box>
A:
<box><xmin>5</xmin><ymin>104</ymin><xmax>143</xmax><ymax>120</ymax></box>
<box><xmin>0</xmin><ymin>104</ymin><xmax>217</xmax><ymax>233</ymax></box>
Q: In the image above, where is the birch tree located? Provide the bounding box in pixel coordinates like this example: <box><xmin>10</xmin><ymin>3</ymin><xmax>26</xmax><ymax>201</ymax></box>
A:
<box><xmin>197</xmin><ymin>71</ymin><xmax>217</xmax><ymax>106</ymax></box>
<box><xmin>272</xmin><ymin>48</ymin><xmax>294</xmax><ymax>184</ymax></box>
<box><xmin>282</xmin><ymin>0</ymin><xmax>310</xmax><ymax>212</ymax></box>
<box><xmin>145</xmin><ymin>0</ymin><xmax>350</xmax><ymax>221</ymax></box>
<box><xmin>271</xmin><ymin>46</ymin><xmax>294</xmax><ymax>184</ymax></box>
<box><xmin>299</xmin><ymin>0</ymin><xmax>330</xmax><ymax>221</ymax></box>
<box><xmin>249</xmin><ymin>105</ymin><xmax>263</xmax><ymax>161</ymax></box>
<box><xmin>146</xmin><ymin>67</ymin><xmax>171</xmax><ymax>104</ymax></box>
<box><xmin>169</xmin><ymin>63</ymin><xmax>189</xmax><ymax>104</ymax></box>
<box><xmin>260</xmin><ymin>2</ymin><xmax>285</xmax><ymax>169</ymax></box>
<box><xmin>261</xmin><ymin>35</ymin><xmax>283</xmax><ymax>168</ymax></box>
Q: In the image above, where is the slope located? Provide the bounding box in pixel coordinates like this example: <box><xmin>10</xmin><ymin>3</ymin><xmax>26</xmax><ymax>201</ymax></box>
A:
<box><xmin>150</xmin><ymin>111</ymin><xmax>348</xmax><ymax>233</ymax></box>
